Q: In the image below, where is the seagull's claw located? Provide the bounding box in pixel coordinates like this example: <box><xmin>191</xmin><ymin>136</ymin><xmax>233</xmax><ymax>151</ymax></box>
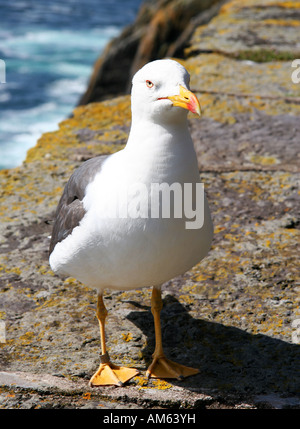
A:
<box><xmin>89</xmin><ymin>355</ymin><xmax>139</xmax><ymax>387</ymax></box>
<box><xmin>146</xmin><ymin>354</ymin><xmax>199</xmax><ymax>380</ymax></box>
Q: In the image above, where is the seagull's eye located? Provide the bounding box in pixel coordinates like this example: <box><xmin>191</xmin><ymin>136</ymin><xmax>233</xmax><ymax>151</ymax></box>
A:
<box><xmin>146</xmin><ymin>80</ymin><xmax>154</xmax><ymax>88</ymax></box>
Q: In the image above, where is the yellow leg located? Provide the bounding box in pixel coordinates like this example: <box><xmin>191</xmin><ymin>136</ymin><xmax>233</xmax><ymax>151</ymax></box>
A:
<box><xmin>146</xmin><ymin>287</ymin><xmax>199</xmax><ymax>380</ymax></box>
<box><xmin>89</xmin><ymin>293</ymin><xmax>139</xmax><ymax>387</ymax></box>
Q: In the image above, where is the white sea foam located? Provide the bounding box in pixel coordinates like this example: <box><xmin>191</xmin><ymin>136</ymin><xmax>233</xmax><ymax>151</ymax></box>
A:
<box><xmin>0</xmin><ymin>0</ymin><xmax>142</xmax><ymax>169</ymax></box>
<box><xmin>0</xmin><ymin>103</ymin><xmax>63</xmax><ymax>169</ymax></box>
<box><xmin>47</xmin><ymin>77</ymin><xmax>88</xmax><ymax>102</ymax></box>
<box><xmin>4</xmin><ymin>28</ymin><xmax>119</xmax><ymax>52</ymax></box>
<box><xmin>0</xmin><ymin>92</ymin><xmax>11</xmax><ymax>102</ymax></box>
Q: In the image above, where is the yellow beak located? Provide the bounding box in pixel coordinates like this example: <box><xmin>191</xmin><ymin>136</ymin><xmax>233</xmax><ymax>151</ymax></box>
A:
<box><xmin>167</xmin><ymin>85</ymin><xmax>201</xmax><ymax>116</ymax></box>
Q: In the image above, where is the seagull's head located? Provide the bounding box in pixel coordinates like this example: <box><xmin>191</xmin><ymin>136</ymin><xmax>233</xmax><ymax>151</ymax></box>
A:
<box><xmin>131</xmin><ymin>59</ymin><xmax>201</xmax><ymax>125</ymax></box>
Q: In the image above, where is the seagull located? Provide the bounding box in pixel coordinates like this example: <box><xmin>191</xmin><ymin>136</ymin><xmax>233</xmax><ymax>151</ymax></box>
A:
<box><xmin>49</xmin><ymin>59</ymin><xmax>213</xmax><ymax>387</ymax></box>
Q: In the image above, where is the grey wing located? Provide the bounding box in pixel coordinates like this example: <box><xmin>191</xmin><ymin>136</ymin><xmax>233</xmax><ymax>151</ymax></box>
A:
<box><xmin>49</xmin><ymin>155</ymin><xmax>109</xmax><ymax>256</ymax></box>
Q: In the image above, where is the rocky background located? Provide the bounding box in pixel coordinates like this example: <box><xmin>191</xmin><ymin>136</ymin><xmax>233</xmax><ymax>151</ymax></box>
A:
<box><xmin>0</xmin><ymin>0</ymin><xmax>299</xmax><ymax>409</ymax></box>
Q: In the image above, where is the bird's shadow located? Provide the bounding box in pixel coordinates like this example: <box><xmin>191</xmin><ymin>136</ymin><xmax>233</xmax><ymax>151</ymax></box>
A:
<box><xmin>126</xmin><ymin>295</ymin><xmax>300</xmax><ymax>397</ymax></box>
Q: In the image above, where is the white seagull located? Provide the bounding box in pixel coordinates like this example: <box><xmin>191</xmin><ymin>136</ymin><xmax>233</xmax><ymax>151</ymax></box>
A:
<box><xmin>49</xmin><ymin>59</ymin><xmax>213</xmax><ymax>387</ymax></box>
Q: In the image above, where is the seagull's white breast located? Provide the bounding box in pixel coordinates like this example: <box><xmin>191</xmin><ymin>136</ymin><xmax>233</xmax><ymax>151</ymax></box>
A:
<box><xmin>50</xmin><ymin>124</ymin><xmax>213</xmax><ymax>291</ymax></box>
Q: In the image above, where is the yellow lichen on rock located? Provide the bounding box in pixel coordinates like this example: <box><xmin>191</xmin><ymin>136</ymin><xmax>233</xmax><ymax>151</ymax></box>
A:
<box><xmin>25</xmin><ymin>96</ymin><xmax>131</xmax><ymax>164</ymax></box>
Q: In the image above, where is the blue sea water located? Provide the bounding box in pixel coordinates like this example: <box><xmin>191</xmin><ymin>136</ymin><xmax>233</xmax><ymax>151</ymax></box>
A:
<box><xmin>0</xmin><ymin>0</ymin><xmax>143</xmax><ymax>169</ymax></box>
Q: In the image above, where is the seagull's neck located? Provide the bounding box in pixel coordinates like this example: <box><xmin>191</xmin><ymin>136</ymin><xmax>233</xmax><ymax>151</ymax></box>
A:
<box><xmin>125</xmin><ymin>117</ymin><xmax>191</xmax><ymax>155</ymax></box>
<box><xmin>122</xmin><ymin>116</ymin><xmax>198</xmax><ymax>182</ymax></box>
